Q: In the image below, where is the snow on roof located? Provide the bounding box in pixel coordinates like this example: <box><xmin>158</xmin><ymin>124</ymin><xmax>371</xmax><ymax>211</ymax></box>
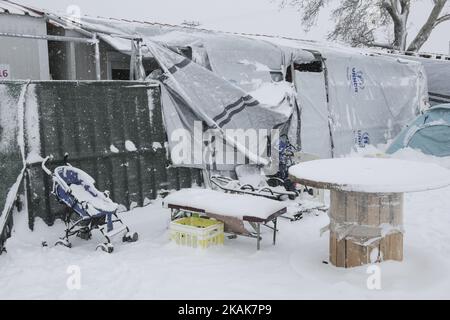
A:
<box><xmin>1</xmin><ymin>0</ymin><xmax>448</xmax><ymax>61</ymax></box>
<box><xmin>0</xmin><ymin>0</ymin><xmax>43</xmax><ymax>18</ymax></box>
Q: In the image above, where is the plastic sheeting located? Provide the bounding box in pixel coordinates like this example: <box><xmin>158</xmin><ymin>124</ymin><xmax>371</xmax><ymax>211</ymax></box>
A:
<box><xmin>323</xmin><ymin>50</ymin><xmax>429</xmax><ymax>157</ymax></box>
<box><xmin>58</xmin><ymin>16</ymin><xmax>428</xmax><ymax>163</ymax></box>
<box><xmin>146</xmin><ymin>41</ymin><xmax>292</xmax><ymax>172</ymax></box>
<box><xmin>66</xmin><ymin>16</ymin><xmax>318</xmax><ymax>171</ymax></box>
<box><xmin>386</xmin><ymin>54</ymin><xmax>450</xmax><ymax>106</ymax></box>
<box><xmin>256</xmin><ymin>37</ymin><xmax>429</xmax><ymax>158</ymax></box>
<box><xmin>295</xmin><ymin>71</ymin><xmax>332</xmax><ymax>159</ymax></box>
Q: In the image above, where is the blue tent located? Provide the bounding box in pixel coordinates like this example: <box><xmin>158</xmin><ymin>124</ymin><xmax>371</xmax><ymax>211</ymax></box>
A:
<box><xmin>386</xmin><ymin>104</ymin><xmax>450</xmax><ymax>157</ymax></box>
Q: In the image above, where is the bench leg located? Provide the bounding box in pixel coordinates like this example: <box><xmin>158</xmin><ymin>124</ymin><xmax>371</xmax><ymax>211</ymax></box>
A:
<box><xmin>256</xmin><ymin>223</ymin><xmax>261</xmax><ymax>251</ymax></box>
<box><xmin>171</xmin><ymin>209</ymin><xmax>182</xmax><ymax>221</ymax></box>
<box><xmin>273</xmin><ymin>218</ymin><xmax>277</xmax><ymax>246</ymax></box>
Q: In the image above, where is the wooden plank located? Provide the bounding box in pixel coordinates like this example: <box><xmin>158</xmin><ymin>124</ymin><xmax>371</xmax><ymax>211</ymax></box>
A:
<box><xmin>391</xmin><ymin>233</ymin><xmax>404</xmax><ymax>261</ymax></box>
<box><xmin>329</xmin><ymin>231</ymin><xmax>337</xmax><ymax>266</ymax></box>
<box><xmin>336</xmin><ymin>236</ymin><xmax>346</xmax><ymax>268</ymax></box>
<box><xmin>379</xmin><ymin>194</ymin><xmax>391</xmax><ymax>225</ymax></box>
<box><xmin>329</xmin><ymin>190</ymin><xmax>338</xmax><ymax>220</ymax></box>
<box><xmin>346</xmin><ymin>239</ymin><xmax>374</xmax><ymax>268</ymax></box>
<box><xmin>330</xmin><ymin>190</ymin><xmax>346</xmax><ymax>223</ymax></box>
<box><xmin>346</xmin><ymin>240</ymin><xmax>362</xmax><ymax>268</ymax></box>
<box><xmin>391</xmin><ymin>193</ymin><xmax>403</xmax><ymax>227</ymax></box>
<box><xmin>380</xmin><ymin>232</ymin><xmax>403</xmax><ymax>262</ymax></box>
<box><xmin>379</xmin><ymin>236</ymin><xmax>388</xmax><ymax>262</ymax></box>
<box><xmin>384</xmin><ymin>232</ymin><xmax>403</xmax><ymax>262</ymax></box>
<box><xmin>367</xmin><ymin>194</ymin><xmax>380</xmax><ymax>226</ymax></box>
<box><xmin>345</xmin><ymin>192</ymin><xmax>359</xmax><ymax>224</ymax></box>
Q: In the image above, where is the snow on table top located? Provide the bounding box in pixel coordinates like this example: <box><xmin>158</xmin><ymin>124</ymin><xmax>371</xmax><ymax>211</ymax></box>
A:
<box><xmin>289</xmin><ymin>158</ymin><xmax>450</xmax><ymax>193</ymax></box>
<box><xmin>163</xmin><ymin>189</ymin><xmax>286</xmax><ymax>220</ymax></box>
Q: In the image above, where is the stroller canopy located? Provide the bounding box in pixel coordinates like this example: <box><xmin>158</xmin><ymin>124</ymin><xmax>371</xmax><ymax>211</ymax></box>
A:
<box><xmin>55</xmin><ymin>166</ymin><xmax>119</xmax><ymax>214</ymax></box>
<box><xmin>386</xmin><ymin>104</ymin><xmax>450</xmax><ymax>157</ymax></box>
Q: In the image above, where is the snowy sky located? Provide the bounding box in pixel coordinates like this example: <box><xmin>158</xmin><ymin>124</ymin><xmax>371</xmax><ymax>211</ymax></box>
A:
<box><xmin>20</xmin><ymin>0</ymin><xmax>450</xmax><ymax>54</ymax></box>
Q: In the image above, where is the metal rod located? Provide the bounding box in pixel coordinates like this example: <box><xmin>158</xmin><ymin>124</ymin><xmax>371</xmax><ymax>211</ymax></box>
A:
<box><xmin>44</xmin><ymin>13</ymin><xmax>95</xmax><ymax>38</ymax></box>
<box><xmin>46</xmin><ymin>13</ymin><xmax>142</xmax><ymax>43</ymax></box>
<box><xmin>93</xmin><ymin>34</ymin><xmax>101</xmax><ymax>80</ymax></box>
<box><xmin>137</xmin><ymin>40</ymin><xmax>146</xmax><ymax>80</ymax></box>
<box><xmin>130</xmin><ymin>40</ymin><xmax>136</xmax><ymax>80</ymax></box>
<box><xmin>256</xmin><ymin>223</ymin><xmax>261</xmax><ymax>251</ymax></box>
<box><xmin>273</xmin><ymin>218</ymin><xmax>277</xmax><ymax>245</ymax></box>
<box><xmin>0</xmin><ymin>31</ymin><xmax>97</xmax><ymax>44</ymax></box>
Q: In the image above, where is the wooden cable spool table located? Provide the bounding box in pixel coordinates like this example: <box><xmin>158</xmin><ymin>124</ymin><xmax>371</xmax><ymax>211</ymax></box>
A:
<box><xmin>289</xmin><ymin>158</ymin><xmax>450</xmax><ymax>268</ymax></box>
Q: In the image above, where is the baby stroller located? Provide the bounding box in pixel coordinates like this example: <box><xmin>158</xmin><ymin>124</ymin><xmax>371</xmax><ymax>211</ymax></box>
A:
<box><xmin>42</xmin><ymin>155</ymin><xmax>138</xmax><ymax>253</ymax></box>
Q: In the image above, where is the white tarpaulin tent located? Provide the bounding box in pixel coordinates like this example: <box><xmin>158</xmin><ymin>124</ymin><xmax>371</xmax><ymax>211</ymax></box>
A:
<box><xmin>385</xmin><ymin>54</ymin><xmax>450</xmax><ymax>106</ymax></box>
<box><xmin>44</xmin><ymin>15</ymin><xmax>429</xmax><ymax>166</ymax></box>
<box><xmin>257</xmin><ymin>37</ymin><xmax>429</xmax><ymax>159</ymax></box>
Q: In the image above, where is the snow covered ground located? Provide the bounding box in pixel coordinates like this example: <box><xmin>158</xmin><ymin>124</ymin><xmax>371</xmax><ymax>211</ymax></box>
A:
<box><xmin>1</xmin><ymin>148</ymin><xmax>450</xmax><ymax>300</ymax></box>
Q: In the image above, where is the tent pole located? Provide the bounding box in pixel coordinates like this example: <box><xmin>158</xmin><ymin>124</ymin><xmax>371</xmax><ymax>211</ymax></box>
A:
<box><xmin>137</xmin><ymin>40</ymin><xmax>146</xmax><ymax>80</ymax></box>
<box><xmin>290</xmin><ymin>62</ymin><xmax>296</xmax><ymax>90</ymax></box>
<box><xmin>321</xmin><ymin>58</ymin><xmax>335</xmax><ymax>158</ymax></box>
<box><xmin>93</xmin><ymin>34</ymin><xmax>101</xmax><ymax>80</ymax></box>
<box><xmin>0</xmin><ymin>32</ymin><xmax>96</xmax><ymax>44</ymax></box>
<box><xmin>130</xmin><ymin>40</ymin><xmax>136</xmax><ymax>80</ymax></box>
<box><xmin>44</xmin><ymin>13</ymin><xmax>95</xmax><ymax>38</ymax></box>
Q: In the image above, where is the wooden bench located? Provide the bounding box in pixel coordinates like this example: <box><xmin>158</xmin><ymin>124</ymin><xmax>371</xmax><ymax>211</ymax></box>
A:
<box><xmin>163</xmin><ymin>189</ymin><xmax>287</xmax><ymax>250</ymax></box>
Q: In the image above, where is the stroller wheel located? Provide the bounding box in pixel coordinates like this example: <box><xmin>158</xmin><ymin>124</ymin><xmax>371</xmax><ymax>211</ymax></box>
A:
<box><xmin>123</xmin><ymin>232</ymin><xmax>139</xmax><ymax>243</ymax></box>
<box><xmin>96</xmin><ymin>243</ymin><xmax>114</xmax><ymax>254</ymax></box>
<box><xmin>55</xmin><ymin>239</ymin><xmax>72</xmax><ymax>248</ymax></box>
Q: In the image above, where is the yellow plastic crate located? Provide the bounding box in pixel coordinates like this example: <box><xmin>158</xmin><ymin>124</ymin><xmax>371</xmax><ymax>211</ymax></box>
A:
<box><xmin>170</xmin><ymin>217</ymin><xmax>224</xmax><ymax>249</ymax></box>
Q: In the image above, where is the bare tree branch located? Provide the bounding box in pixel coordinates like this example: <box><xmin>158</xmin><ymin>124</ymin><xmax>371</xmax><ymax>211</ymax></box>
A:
<box><xmin>279</xmin><ymin>0</ymin><xmax>449</xmax><ymax>52</ymax></box>
<box><xmin>435</xmin><ymin>13</ymin><xmax>450</xmax><ymax>26</ymax></box>
<box><xmin>407</xmin><ymin>0</ymin><xmax>448</xmax><ymax>51</ymax></box>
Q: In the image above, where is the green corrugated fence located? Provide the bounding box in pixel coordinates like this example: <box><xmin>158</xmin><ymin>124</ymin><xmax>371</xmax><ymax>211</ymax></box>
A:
<box><xmin>0</xmin><ymin>81</ymin><xmax>202</xmax><ymax>235</ymax></box>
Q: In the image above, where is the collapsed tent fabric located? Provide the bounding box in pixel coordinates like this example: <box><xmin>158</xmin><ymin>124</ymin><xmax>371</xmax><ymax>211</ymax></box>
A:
<box><xmin>67</xmin><ymin>16</ymin><xmax>317</xmax><ymax>171</ymax></box>
<box><xmin>0</xmin><ymin>82</ymin><xmax>27</xmax><ymax>243</ymax></box>
<box><xmin>55</xmin><ymin>15</ymin><xmax>429</xmax><ymax>162</ymax></box>
<box><xmin>144</xmin><ymin>41</ymin><xmax>294</xmax><ymax>172</ymax></box>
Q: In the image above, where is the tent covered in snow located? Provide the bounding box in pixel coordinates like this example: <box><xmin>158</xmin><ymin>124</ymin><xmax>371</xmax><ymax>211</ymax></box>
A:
<box><xmin>414</xmin><ymin>58</ymin><xmax>450</xmax><ymax>106</ymax></box>
<box><xmin>384</xmin><ymin>53</ymin><xmax>450</xmax><ymax>106</ymax></box>
<box><xmin>386</xmin><ymin>104</ymin><xmax>450</xmax><ymax>157</ymax></box>
<box><xmin>56</xmin><ymin>15</ymin><xmax>428</xmax><ymax>167</ymax></box>
<box><xmin>0</xmin><ymin>5</ymin><xmax>430</xmax><ymax>171</ymax></box>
